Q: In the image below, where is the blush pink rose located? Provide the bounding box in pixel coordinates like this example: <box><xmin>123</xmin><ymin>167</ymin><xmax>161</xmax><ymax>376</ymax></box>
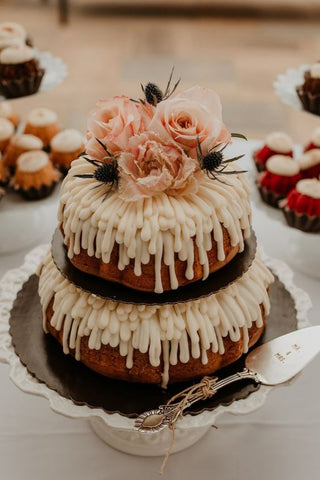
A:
<box><xmin>86</xmin><ymin>96</ymin><xmax>154</xmax><ymax>159</ymax></box>
<box><xmin>118</xmin><ymin>132</ymin><xmax>200</xmax><ymax>201</ymax></box>
<box><xmin>149</xmin><ymin>85</ymin><xmax>231</xmax><ymax>156</ymax></box>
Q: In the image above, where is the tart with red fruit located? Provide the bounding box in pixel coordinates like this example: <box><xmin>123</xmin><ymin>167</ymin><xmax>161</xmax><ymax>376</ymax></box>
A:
<box><xmin>281</xmin><ymin>178</ymin><xmax>320</xmax><ymax>232</ymax></box>
<box><xmin>253</xmin><ymin>132</ymin><xmax>293</xmax><ymax>172</ymax></box>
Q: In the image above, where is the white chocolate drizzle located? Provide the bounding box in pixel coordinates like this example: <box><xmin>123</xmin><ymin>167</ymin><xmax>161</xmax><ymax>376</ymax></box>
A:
<box><xmin>51</xmin><ymin>129</ymin><xmax>84</xmax><ymax>152</ymax></box>
<box><xmin>27</xmin><ymin>108</ymin><xmax>58</xmax><ymax>127</ymax></box>
<box><xmin>38</xmin><ymin>253</ymin><xmax>274</xmax><ymax>387</ymax></box>
<box><xmin>299</xmin><ymin>150</ymin><xmax>320</xmax><ymax>170</ymax></box>
<box><xmin>0</xmin><ymin>45</ymin><xmax>34</xmax><ymax>64</ymax></box>
<box><xmin>296</xmin><ymin>178</ymin><xmax>320</xmax><ymax>199</ymax></box>
<box><xmin>0</xmin><ymin>117</ymin><xmax>14</xmax><ymax>140</ymax></box>
<box><xmin>265</xmin><ymin>132</ymin><xmax>292</xmax><ymax>154</ymax></box>
<box><xmin>58</xmin><ymin>157</ymin><xmax>252</xmax><ymax>293</ymax></box>
<box><xmin>11</xmin><ymin>133</ymin><xmax>43</xmax><ymax>150</ymax></box>
<box><xmin>17</xmin><ymin>150</ymin><xmax>49</xmax><ymax>173</ymax></box>
<box><xmin>266</xmin><ymin>155</ymin><xmax>300</xmax><ymax>176</ymax></box>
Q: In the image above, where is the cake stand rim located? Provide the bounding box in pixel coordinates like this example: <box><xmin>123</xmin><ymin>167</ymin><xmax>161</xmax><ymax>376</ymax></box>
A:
<box><xmin>0</xmin><ymin>244</ymin><xmax>312</xmax><ymax>431</ymax></box>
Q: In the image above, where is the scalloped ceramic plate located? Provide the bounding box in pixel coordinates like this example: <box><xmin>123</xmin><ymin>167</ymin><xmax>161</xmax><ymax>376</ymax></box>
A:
<box><xmin>273</xmin><ymin>64</ymin><xmax>309</xmax><ymax>112</ymax></box>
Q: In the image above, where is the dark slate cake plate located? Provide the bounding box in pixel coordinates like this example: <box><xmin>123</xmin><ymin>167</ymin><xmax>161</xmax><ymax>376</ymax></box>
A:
<box><xmin>9</xmin><ymin>273</ymin><xmax>297</xmax><ymax>418</ymax></box>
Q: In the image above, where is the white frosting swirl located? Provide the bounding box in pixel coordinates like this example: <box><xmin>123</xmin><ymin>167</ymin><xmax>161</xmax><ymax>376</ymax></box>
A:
<box><xmin>296</xmin><ymin>178</ymin><xmax>320</xmax><ymax>199</ymax></box>
<box><xmin>38</xmin><ymin>253</ymin><xmax>273</xmax><ymax>385</ymax></box>
<box><xmin>26</xmin><ymin>108</ymin><xmax>58</xmax><ymax>127</ymax></box>
<box><xmin>298</xmin><ymin>150</ymin><xmax>320</xmax><ymax>170</ymax></box>
<box><xmin>11</xmin><ymin>134</ymin><xmax>43</xmax><ymax>150</ymax></box>
<box><xmin>0</xmin><ymin>22</ymin><xmax>27</xmax><ymax>40</ymax></box>
<box><xmin>51</xmin><ymin>129</ymin><xmax>84</xmax><ymax>153</ymax></box>
<box><xmin>0</xmin><ymin>36</ymin><xmax>23</xmax><ymax>52</ymax></box>
<box><xmin>266</xmin><ymin>155</ymin><xmax>300</xmax><ymax>176</ymax></box>
<box><xmin>310</xmin><ymin>63</ymin><xmax>320</xmax><ymax>79</ymax></box>
<box><xmin>265</xmin><ymin>132</ymin><xmax>293</xmax><ymax>154</ymax></box>
<box><xmin>0</xmin><ymin>117</ymin><xmax>14</xmax><ymax>141</ymax></box>
<box><xmin>0</xmin><ymin>101</ymin><xmax>13</xmax><ymax>118</ymax></box>
<box><xmin>0</xmin><ymin>45</ymin><xmax>35</xmax><ymax>64</ymax></box>
<box><xmin>59</xmin><ymin>157</ymin><xmax>252</xmax><ymax>294</ymax></box>
<box><xmin>17</xmin><ymin>150</ymin><xmax>49</xmax><ymax>173</ymax></box>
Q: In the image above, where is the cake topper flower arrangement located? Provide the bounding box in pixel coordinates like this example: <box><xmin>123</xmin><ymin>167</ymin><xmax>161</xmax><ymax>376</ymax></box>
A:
<box><xmin>76</xmin><ymin>69</ymin><xmax>246</xmax><ymax>200</ymax></box>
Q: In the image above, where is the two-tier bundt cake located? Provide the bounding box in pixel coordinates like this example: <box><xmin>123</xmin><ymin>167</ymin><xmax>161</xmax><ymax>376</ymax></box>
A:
<box><xmin>38</xmin><ymin>77</ymin><xmax>274</xmax><ymax>387</ymax></box>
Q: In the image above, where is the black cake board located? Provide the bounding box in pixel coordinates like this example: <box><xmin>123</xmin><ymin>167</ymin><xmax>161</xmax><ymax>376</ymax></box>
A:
<box><xmin>52</xmin><ymin>228</ymin><xmax>257</xmax><ymax>305</ymax></box>
<box><xmin>9</xmin><ymin>273</ymin><xmax>297</xmax><ymax>418</ymax></box>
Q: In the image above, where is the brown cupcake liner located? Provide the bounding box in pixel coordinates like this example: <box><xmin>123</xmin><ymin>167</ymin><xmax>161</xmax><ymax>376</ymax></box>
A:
<box><xmin>257</xmin><ymin>184</ymin><xmax>284</xmax><ymax>209</ymax></box>
<box><xmin>16</xmin><ymin>181</ymin><xmax>58</xmax><ymax>201</ymax></box>
<box><xmin>252</xmin><ymin>153</ymin><xmax>266</xmax><ymax>173</ymax></box>
<box><xmin>0</xmin><ymin>68</ymin><xmax>45</xmax><ymax>99</ymax></box>
<box><xmin>282</xmin><ymin>208</ymin><xmax>320</xmax><ymax>233</ymax></box>
<box><xmin>296</xmin><ymin>86</ymin><xmax>320</xmax><ymax>115</ymax></box>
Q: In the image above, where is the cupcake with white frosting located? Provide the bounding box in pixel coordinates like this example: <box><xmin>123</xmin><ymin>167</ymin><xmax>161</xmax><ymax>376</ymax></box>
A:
<box><xmin>298</xmin><ymin>149</ymin><xmax>320</xmax><ymax>179</ymax></box>
<box><xmin>50</xmin><ymin>129</ymin><xmax>84</xmax><ymax>174</ymax></box>
<box><xmin>0</xmin><ymin>45</ymin><xmax>44</xmax><ymax>98</ymax></box>
<box><xmin>256</xmin><ymin>154</ymin><xmax>302</xmax><ymax>208</ymax></box>
<box><xmin>304</xmin><ymin>127</ymin><xmax>320</xmax><ymax>152</ymax></box>
<box><xmin>296</xmin><ymin>62</ymin><xmax>320</xmax><ymax>115</ymax></box>
<box><xmin>12</xmin><ymin>150</ymin><xmax>60</xmax><ymax>200</ymax></box>
<box><xmin>0</xmin><ymin>22</ymin><xmax>27</xmax><ymax>43</ymax></box>
<box><xmin>0</xmin><ymin>117</ymin><xmax>14</xmax><ymax>152</ymax></box>
<box><xmin>0</xmin><ymin>101</ymin><xmax>19</xmax><ymax>127</ymax></box>
<box><xmin>3</xmin><ymin>133</ymin><xmax>43</xmax><ymax>170</ymax></box>
<box><xmin>281</xmin><ymin>178</ymin><xmax>320</xmax><ymax>232</ymax></box>
<box><xmin>253</xmin><ymin>132</ymin><xmax>293</xmax><ymax>172</ymax></box>
<box><xmin>24</xmin><ymin>108</ymin><xmax>60</xmax><ymax>146</ymax></box>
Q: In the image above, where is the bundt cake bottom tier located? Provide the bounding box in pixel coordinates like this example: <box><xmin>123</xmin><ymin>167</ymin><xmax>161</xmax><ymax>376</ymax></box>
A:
<box><xmin>45</xmin><ymin>301</ymin><xmax>265</xmax><ymax>385</ymax></box>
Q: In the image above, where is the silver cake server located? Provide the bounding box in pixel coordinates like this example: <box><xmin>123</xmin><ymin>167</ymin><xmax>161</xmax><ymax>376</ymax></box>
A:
<box><xmin>134</xmin><ymin>326</ymin><xmax>320</xmax><ymax>433</ymax></box>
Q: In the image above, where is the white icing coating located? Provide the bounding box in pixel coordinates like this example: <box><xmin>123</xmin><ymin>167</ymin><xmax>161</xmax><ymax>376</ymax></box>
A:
<box><xmin>0</xmin><ymin>101</ymin><xmax>13</xmax><ymax>118</ymax></box>
<box><xmin>26</xmin><ymin>108</ymin><xmax>58</xmax><ymax>127</ymax></box>
<box><xmin>0</xmin><ymin>45</ymin><xmax>35</xmax><ymax>64</ymax></box>
<box><xmin>0</xmin><ymin>36</ymin><xmax>23</xmax><ymax>51</ymax></box>
<box><xmin>11</xmin><ymin>134</ymin><xmax>43</xmax><ymax>150</ymax></box>
<box><xmin>265</xmin><ymin>132</ymin><xmax>292</xmax><ymax>154</ymax></box>
<box><xmin>296</xmin><ymin>178</ymin><xmax>320</xmax><ymax>199</ymax></box>
<box><xmin>0</xmin><ymin>22</ymin><xmax>27</xmax><ymax>40</ymax></box>
<box><xmin>311</xmin><ymin>127</ymin><xmax>320</xmax><ymax>147</ymax></box>
<box><xmin>299</xmin><ymin>149</ymin><xmax>320</xmax><ymax>170</ymax></box>
<box><xmin>51</xmin><ymin>129</ymin><xmax>84</xmax><ymax>153</ymax></box>
<box><xmin>310</xmin><ymin>63</ymin><xmax>320</xmax><ymax>79</ymax></box>
<box><xmin>38</xmin><ymin>253</ymin><xmax>274</xmax><ymax>385</ymax></box>
<box><xmin>59</xmin><ymin>157</ymin><xmax>252</xmax><ymax>294</ymax></box>
<box><xmin>17</xmin><ymin>150</ymin><xmax>49</xmax><ymax>173</ymax></box>
<box><xmin>266</xmin><ymin>155</ymin><xmax>300</xmax><ymax>176</ymax></box>
<box><xmin>0</xmin><ymin>117</ymin><xmax>14</xmax><ymax>141</ymax></box>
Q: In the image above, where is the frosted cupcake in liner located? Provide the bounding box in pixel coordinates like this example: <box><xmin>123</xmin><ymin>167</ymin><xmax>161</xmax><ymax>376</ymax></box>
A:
<box><xmin>298</xmin><ymin>149</ymin><xmax>320</xmax><ymax>179</ymax></box>
<box><xmin>0</xmin><ymin>117</ymin><xmax>14</xmax><ymax>152</ymax></box>
<box><xmin>3</xmin><ymin>133</ymin><xmax>43</xmax><ymax>171</ymax></box>
<box><xmin>296</xmin><ymin>62</ymin><xmax>320</xmax><ymax>115</ymax></box>
<box><xmin>280</xmin><ymin>178</ymin><xmax>320</xmax><ymax>233</ymax></box>
<box><xmin>11</xmin><ymin>150</ymin><xmax>60</xmax><ymax>200</ymax></box>
<box><xmin>24</xmin><ymin>108</ymin><xmax>60</xmax><ymax>147</ymax></box>
<box><xmin>256</xmin><ymin>154</ymin><xmax>302</xmax><ymax>208</ymax></box>
<box><xmin>0</xmin><ymin>100</ymin><xmax>19</xmax><ymax>128</ymax></box>
<box><xmin>0</xmin><ymin>45</ymin><xmax>44</xmax><ymax>98</ymax></box>
<box><xmin>253</xmin><ymin>132</ymin><xmax>293</xmax><ymax>172</ymax></box>
<box><xmin>304</xmin><ymin>126</ymin><xmax>320</xmax><ymax>152</ymax></box>
<box><xmin>50</xmin><ymin>129</ymin><xmax>84</xmax><ymax>174</ymax></box>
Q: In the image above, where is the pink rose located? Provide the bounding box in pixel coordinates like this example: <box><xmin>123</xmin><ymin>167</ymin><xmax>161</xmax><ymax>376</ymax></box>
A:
<box><xmin>86</xmin><ymin>96</ymin><xmax>153</xmax><ymax>159</ymax></box>
<box><xmin>118</xmin><ymin>132</ymin><xmax>200</xmax><ymax>201</ymax></box>
<box><xmin>149</xmin><ymin>85</ymin><xmax>231</xmax><ymax>156</ymax></box>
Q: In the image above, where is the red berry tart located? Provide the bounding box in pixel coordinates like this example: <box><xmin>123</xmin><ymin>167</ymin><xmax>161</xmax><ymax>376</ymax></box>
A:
<box><xmin>253</xmin><ymin>132</ymin><xmax>293</xmax><ymax>172</ymax></box>
<box><xmin>281</xmin><ymin>178</ymin><xmax>320</xmax><ymax>232</ymax></box>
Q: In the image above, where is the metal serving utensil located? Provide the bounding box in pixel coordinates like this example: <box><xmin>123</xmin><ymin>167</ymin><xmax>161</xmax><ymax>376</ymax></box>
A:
<box><xmin>134</xmin><ymin>326</ymin><xmax>320</xmax><ymax>433</ymax></box>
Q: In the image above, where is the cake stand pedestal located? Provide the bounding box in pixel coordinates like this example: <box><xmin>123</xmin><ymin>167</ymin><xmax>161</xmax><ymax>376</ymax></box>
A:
<box><xmin>0</xmin><ymin>244</ymin><xmax>311</xmax><ymax>457</ymax></box>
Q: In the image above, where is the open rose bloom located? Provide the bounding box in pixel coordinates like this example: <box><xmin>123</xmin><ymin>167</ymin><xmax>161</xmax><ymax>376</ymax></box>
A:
<box><xmin>85</xmin><ymin>86</ymin><xmax>231</xmax><ymax>200</ymax></box>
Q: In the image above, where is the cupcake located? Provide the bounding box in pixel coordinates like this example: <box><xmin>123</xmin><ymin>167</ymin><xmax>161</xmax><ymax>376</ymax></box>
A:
<box><xmin>0</xmin><ymin>117</ymin><xmax>14</xmax><ymax>152</ymax></box>
<box><xmin>24</xmin><ymin>108</ymin><xmax>60</xmax><ymax>147</ymax></box>
<box><xmin>0</xmin><ymin>22</ymin><xmax>27</xmax><ymax>43</ymax></box>
<box><xmin>50</xmin><ymin>129</ymin><xmax>84</xmax><ymax>174</ymax></box>
<box><xmin>304</xmin><ymin>127</ymin><xmax>320</xmax><ymax>152</ymax></box>
<box><xmin>0</xmin><ymin>101</ymin><xmax>19</xmax><ymax>128</ymax></box>
<box><xmin>281</xmin><ymin>178</ymin><xmax>320</xmax><ymax>232</ymax></box>
<box><xmin>253</xmin><ymin>132</ymin><xmax>293</xmax><ymax>172</ymax></box>
<box><xmin>296</xmin><ymin>63</ymin><xmax>320</xmax><ymax>115</ymax></box>
<box><xmin>0</xmin><ymin>153</ymin><xmax>9</xmax><ymax>186</ymax></box>
<box><xmin>3</xmin><ymin>133</ymin><xmax>43</xmax><ymax>170</ymax></box>
<box><xmin>257</xmin><ymin>155</ymin><xmax>302</xmax><ymax>208</ymax></box>
<box><xmin>12</xmin><ymin>150</ymin><xmax>60</xmax><ymax>200</ymax></box>
<box><xmin>298</xmin><ymin>150</ymin><xmax>320</xmax><ymax>179</ymax></box>
<box><xmin>0</xmin><ymin>45</ymin><xmax>44</xmax><ymax>98</ymax></box>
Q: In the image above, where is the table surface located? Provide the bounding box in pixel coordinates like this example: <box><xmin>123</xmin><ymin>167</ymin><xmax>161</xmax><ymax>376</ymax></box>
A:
<box><xmin>0</xmin><ymin>141</ymin><xmax>319</xmax><ymax>480</ymax></box>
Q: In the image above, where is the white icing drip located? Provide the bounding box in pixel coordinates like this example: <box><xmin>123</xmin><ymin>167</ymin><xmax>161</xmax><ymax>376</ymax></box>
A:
<box><xmin>0</xmin><ymin>45</ymin><xmax>34</xmax><ymax>64</ymax></box>
<box><xmin>266</xmin><ymin>155</ymin><xmax>300</xmax><ymax>176</ymax></box>
<box><xmin>299</xmin><ymin>150</ymin><xmax>320</xmax><ymax>170</ymax></box>
<box><xmin>38</xmin><ymin>253</ymin><xmax>274</xmax><ymax>384</ymax></box>
<box><xmin>0</xmin><ymin>36</ymin><xmax>23</xmax><ymax>51</ymax></box>
<box><xmin>265</xmin><ymin>132</ymin><xmax>292</xmax><ymax>154</ymax></box>
<box><xmin>11</xmin><ymin>134</ymin><xmax>43</xmax><ymax>150</ymax></box>
<box><xmin>0</xmin><ymin>101</ymin><xmax>13</xmax><ymax>117</ymax></box>
<box><xmin>51</xmin><ymin>129</ymin><xmax>84</xmax><ymax>152</ymax></box>
<box><xmin>27</xmin><ymin>108</ymin><xmax>58</xmax><ymax>127</ymax></box>
<box><xmin>0</xmin><ymin>22</ymin><xmax>27</xmax><ymax>40</ymax></box>
<box><xmin>0</xmin><ymin>117</ymin><xmax>14</xmax><ymax>140</ymax></box>
<box><xmin>59</xmin><ymin>157</ymin><xmax>252</xmax><ymax>293</ymax></box>
<box><xmin>311</xmin><ymin>127</ymin><xmax>320</xmax><ymax>147</ymax></box>
<box><xmin>17</xmin><ymin>150</ymin><xmax>49</xmax><ymax>173</ymax></box>
<box><xmin>296</xmin><ymin>178</ymin><xmax>320</xmax><ymax>199</ymax></box>
<box><xmin>310</xmin><ymin>63</ymin><xmax>320</xmax><ymax>79</ymax></box>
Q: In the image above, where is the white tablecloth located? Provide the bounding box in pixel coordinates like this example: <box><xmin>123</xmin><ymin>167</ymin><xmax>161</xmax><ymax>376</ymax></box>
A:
<box><xmin>0</xmin><ymin>142</ymin><xmax>319</xmax><ymax>480</ymax></box>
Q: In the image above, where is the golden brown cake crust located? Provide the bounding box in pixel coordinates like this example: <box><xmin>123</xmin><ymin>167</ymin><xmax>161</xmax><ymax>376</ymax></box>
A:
<box><xmin>64</xmin><ymin>225</ymin><xmax>242</xmax><ymax>292</ymax></box>
<box><xmin>45</xmin><ymin>301</ymin><xmax>265</xmax><ymax>384</ymax></box>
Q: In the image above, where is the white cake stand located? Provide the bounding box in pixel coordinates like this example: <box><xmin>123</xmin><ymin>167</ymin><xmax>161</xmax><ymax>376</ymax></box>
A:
<box><xmin>0</xmin><ymin>245</ymin><xmax>311</xmax><ymax>456</ymax></box>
